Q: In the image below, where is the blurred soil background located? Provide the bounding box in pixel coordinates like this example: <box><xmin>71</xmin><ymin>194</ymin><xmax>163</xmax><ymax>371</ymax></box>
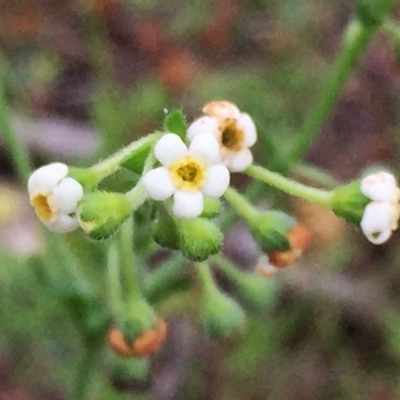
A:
<box><xmin>2</xmin><ymin>0</ymin><xmax>400</xmax><ymax>399</ymax></box>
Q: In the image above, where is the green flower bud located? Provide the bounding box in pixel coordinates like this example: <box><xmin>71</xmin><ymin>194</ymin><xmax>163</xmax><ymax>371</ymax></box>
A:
<box><xmin>78</xmin><ymin>191</ymin><xmax>132</xmax><ymax>240</ymax></box>
<box><xmin>331</xmin><ymin>180</ymin><xmax>370</xmax><ymax>225</ymax></box>
<box><xmin>118</xmin><ymin>298</ymin><xmax>158</xmax><ymax>344</ymax></box>
<box><xmin>152</xmin><ymin>216</ymin><xmax>180</xmax><ymax>250</ymax></box>
<box><xmin>177</xmin><ymin>218</ymin><xmax>223</xmax><ymax>261</ymax></box>
<box><xmin>201</xmin><ymin>197</ymin><xmax>222</xmax><ymax>219</ymax></box>
<box><xmin>201</xmin><ymin>288</ymin><xmax>246</xmax><ymax>340</ymax></box>
<box><xmin>249</xmin><ymin>211</ymin><xmax>295</xmax><ymax>254</ymax></box>
<box><xmin>232</xmin><ymin>272</ymin><xmax>278</xmax><ymax>312</ymax></box>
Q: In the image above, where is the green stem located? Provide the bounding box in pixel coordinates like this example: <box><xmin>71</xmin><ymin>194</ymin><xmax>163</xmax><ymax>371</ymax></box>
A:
<box><xmin>117</xmin><ymin>215</ymin><xmax>142</xmax><ymax>302</ymax></box>
<box><xmin>107</xmin><ymin>240</ymin><xmax>123</xmax><ymax>316</ymax></box>
<box><xmin>0</xmin><ymin>78</ymin><xmax>31</xmax><ymax>183</ymax></box>
<box><xmin>224</xmin><ymin>187</ymin><xmax>258</xmax><ymax>222</ymax></box>
<box><xmin>293</xmin><ymin>163</ymin><xmax>339</xmax><ymax>189</ymax></box>
<box><xmin>72</xmin><ymin>347</ymin><xmax>96</xmax><ymax>400</ymax></box>
<box><xmin>125</xmin><ymin>180</ymin><xmax>149</xmax><ymax>209</ymax></box>
<box><xmin>246</xmin><ymin>164</ymin><xmax>333</xmax><ymax>207</ymax></box>
<box><xmin>213</xmin><ymin>254</ymin><xmax>243</xmax><ymax>285</ymax></box>
<box><xmin>290</xmin><ymin>11</ymin><xmax>392</xmax><ymax>165</ymax></box>
<box><xmin>88</xmin><ymin>133</ymin><xmax>160</xmax><ymax>182</ymax></box>
<box><xmin>144</xmin><ymin>254</ymin><xmax>186</xmax><ymax>300</ymax></box>
<box><xmin>195</xmin><ymin>262</ymin><xmax>216</xmax><ymax>296</ymax></box>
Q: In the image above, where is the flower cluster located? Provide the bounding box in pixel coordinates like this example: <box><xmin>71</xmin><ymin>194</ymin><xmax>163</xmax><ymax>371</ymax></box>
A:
<box><xmin>360</xmin><ymin>171</ymin><xmax>400</xmax><ymax>244</ymax></box>
<box><xmin>143</xmin><ymin>101</ymin><xmax>257</xmax><ymax>219</ymax></box>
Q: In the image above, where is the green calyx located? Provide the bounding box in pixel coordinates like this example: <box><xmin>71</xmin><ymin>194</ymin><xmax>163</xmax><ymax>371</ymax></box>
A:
<box><xmin>78</xmin><ymin>191</ymin><xmax>132</xmax><ymax>240</ymax></box>
<box><xmin>118</xmin><ymin>298</ymin><xmax>158</xmax><ymax>344</ymax></box>
<box><xmin>331</xmin><ymin>180</ymin><xmax>370</xmax><ymax>225</ymax></box>
<box><xmin>177</xmin><ymin>218</ymin><xmax>223</xmax><ymax>262</ymax></box>
<box><xmin>152</xmin><ymin>205</ymin><xmax>180</xmax><ymax>250</ymax></box>
<box><xmin>249</xmin><ymin>210</ymin><xmax>295</xmax><ymax>254</ymax></box>
<box><xmin>68</xmin><ymin>167</ymin><xmax>99</xmax><ymax>190</ymax></box>
<box><xmin>201</xmin><ymin>288</ymin><xmax>246</xmax><ymax>340</ymax></box>
<box><xmin>201</xmin><ymin>197</ymin><xmax>222</xmax><ymax>219</ymax></box>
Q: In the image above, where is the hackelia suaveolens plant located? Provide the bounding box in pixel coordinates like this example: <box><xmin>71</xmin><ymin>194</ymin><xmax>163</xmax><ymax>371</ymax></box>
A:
<box><xmin>360</xmin><ymin>171</ymin><xmax>400</xmax><ymax>244</ymax></box>
<box><xmin>187</xmin><ymin>101</ymin><xmax>257</xmax><ymax>172</ymax></box>
<box><xmin>142</xmin><ymin>133</ymin><xmax>230</xmax><ymax>219</ymax></box>
<box><xmin>28</xmin><ymin>163</ymin><xmax>84</xmax><ymax>232</ymax></box>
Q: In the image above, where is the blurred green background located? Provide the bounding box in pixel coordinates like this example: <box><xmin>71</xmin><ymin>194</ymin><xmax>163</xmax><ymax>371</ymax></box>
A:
<box><xmin>1</xmin><ymin>0</ymin><xmax>400</xmax><ymax>398</ymax></box>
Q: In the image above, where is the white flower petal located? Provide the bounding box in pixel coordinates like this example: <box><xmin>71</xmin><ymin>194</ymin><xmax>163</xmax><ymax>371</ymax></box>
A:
<box><xmin>360</xmin><ymin>202</ymin><xmax>398</xmax><ymax>244</ymax></box>
<box><xmin>154</xmin><ymin>133</ymin><xmax>188</xmax><ymax>167</ymax></box>
<box><xmin>189</xmin><ymin>133</ymin><xmax>220</xmax><ymax>165</ymax></box>
<box><xmin>361</xmin><ymin>172</ymin><xmax>398</xmax><ymax>202</ymax></box>
<box><xmin>28</xmin><ymin>163</ymin><xmax>68</xmax><ymax>197</ymax></box>
<box><xmin>225</xmin><ymin>148</ymin><xmax>253</xmax><ymax>172</ymax></box>
<box><xmin>43</xmin><ymin>214</ymin><xmax>79</xmax><ymax>233</ymax></box>
<box><xmin>172</xmin><ymin>191</ymin><xmax>204</xmax><ymax>219</ymax></box>
<box><xmin>202</xmin><ymin>165</ymin><xmax>230</xmax><ymax>197</ymax></box>
<box><xmin>237</xmin><ymin>113</ymin><xmax>257</xmax><ymax>147</ymax></box>
<box><xmin>203</xmin><ymin>101</ymin><xmax>241</xmax><ymax>120</ymax></box>
<box><xmin>48</xmin><ymin>177</ymin><xmax>84</xmax><ymax>215</ymax></box>
<box><xmin>187</xmin><ymin>116</ymin><xmax>219</xmax><ymax>141</ymax></box>
<box><xmin>142</xmin><ymin>167</ymin><xmax>175</xmax><ymax>200</ymax></box>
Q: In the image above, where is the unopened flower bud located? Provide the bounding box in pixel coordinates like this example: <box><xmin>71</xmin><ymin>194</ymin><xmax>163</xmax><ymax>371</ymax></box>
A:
<box><xmin>178</xmin><ymin>218</ymin><xmax>223</xmax><ymax>261</ymax></box>
<box><xmin>201</xmin><ymin>289</ymin><xmax>246</xmax><ymax>340</ymax></box>
<box><xmin>249</xmin><ymin>210</ymin><xmax>295</xmax><ymax>254</ymax></box>
<box><xmin>77</xmin><ymin>191</ymin><xmax>132</xmax><ymax>240</ymax></box>
<box><xmin>107</xmin><ymin>318</ymin><xmax>167</xmax><ymax>358</ymax></box>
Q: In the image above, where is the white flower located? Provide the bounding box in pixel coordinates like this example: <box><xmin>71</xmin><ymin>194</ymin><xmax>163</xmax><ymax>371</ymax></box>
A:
<box><xmin>142</xmin><ymin>133</ymin><xmax>230</xmax><ymax>219</ymax></box>
<box><xmin>358</xmin><ymin>171</ymin><xmax>400</xmax><ymax>244</ymax></box>
<box><xmin>360</xmin><ymin>201</ymin><xmax>399</xmax><ymax>244</ymax></box>
<box><xmin>187</xmin><ymin>101</ymin><xmax>257</xmax><ymax>172</ymax></box>
<box><xmin>28</xmin><ymin>163</ymin><xmax>84</xmax><ymax>232</ymax></box>
<box><xmin>361</xmin><ymin>171</ymin><xmax>400</xmax><ymax>203</ymax></box>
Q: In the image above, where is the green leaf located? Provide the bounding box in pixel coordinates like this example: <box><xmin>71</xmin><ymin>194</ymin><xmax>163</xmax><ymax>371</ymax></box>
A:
<box><xmin>163</xmin><ymin>109</ymin><xmax>187</xmax><ymax>139</ymax></box>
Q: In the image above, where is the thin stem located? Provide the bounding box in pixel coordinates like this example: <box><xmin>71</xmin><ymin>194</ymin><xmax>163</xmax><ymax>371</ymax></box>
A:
<box><xmin>246</xmin><ymin>164</ymin><xmax>334</xmax><ymax>208</ymax></box>
<box><xmin>88</xmin><ymin>133</ymin><xmax>160</xmax><ymax>182</ymax></box>
<box><xmin>144</xmin><ymin>254</ymin><xmax>186</xmax><ymax>300</ymax></box>
<box><xmin>117</xmin><ymin>215</ymin><xmax>142</xmax><ymax>302</ymax></box>
<box><xmin>107</xmin><ymin>240</ymin><xmax>123</xmax><ymax>316</ymax></box>
<box><xmin>290</xmin><ymin>8</ymin><xmax>393</xmax><ymax>166</ymax></box>
<box><xmin>125</xmin><ymin>180</ymin><xmax>149</xmax><ymax>209</ymax></box>
<box><xmin>0</xmin><ymin>79</ymin><xmax>31</xmax><ymax>183</ymax></box>
<box><xmin>223</xmin><ymin>187</ymin><xmax>258</xmax><ymax>222</ymax></box>
<box><xmin>195</xmin><ymin>262</ymin><xmax>216</xmax><ymax>295</ymax></box>
<box><xmin>213</xmin><ymin>254</ymin><xmax>243</xmax><ymax>284</ymax></box>
<box><xmin>72</xmin><ymin>347</ymin><xmax>96</xmax><ymax>400</ymax></box>
<box><xmin>293</xmin><ymin>163</ymin><xmax>339</xmax><ymax>189</ymax></box>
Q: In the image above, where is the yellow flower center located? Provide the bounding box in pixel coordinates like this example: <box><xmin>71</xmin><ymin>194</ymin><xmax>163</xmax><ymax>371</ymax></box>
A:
<box><xmin>31</xmin><ymin>194</ymin><xmax>53</xmax><ymax>221</ymax></box>
<box><xmin>220</xmin><ymin>119</ymin><xmax>244</xmax><ymax>151</ymax></box>
<box><xmin>169</xmin><ymin>156</ymin><xmax>206</xmax><ymax>192</ymax></box>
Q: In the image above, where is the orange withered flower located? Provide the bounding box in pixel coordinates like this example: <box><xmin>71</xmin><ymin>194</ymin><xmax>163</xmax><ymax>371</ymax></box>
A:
<box><xmin>268</xmin><ymin>224</ymin><xmax>310</xmax><ymax>268</ymax></box>
<box><xmin>107</xmin><ymin>318</ymin><xmax>167</xmax><ymax>358</ymax></box>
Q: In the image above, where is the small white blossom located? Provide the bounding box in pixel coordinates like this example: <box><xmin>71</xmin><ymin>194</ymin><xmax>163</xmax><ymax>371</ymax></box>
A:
<box><xmin>361</xmin><ymin>171</ymin><xmax>400</xmax><ymax>203</ymax></box>
<box><xmin>360</xmin><ymin>201</ymin><xmax>399</xmax><ymax>244</ymax></box>
<box><xmin>28</xmin><ymin>163</ymin><xmax>84</xmax><ymax>232</ymax></box>
<box><xmin>359</xmin><ymin>171</ymin><xmax>400</xmax><ymax>244</ymax></box>
<box><xmin>187</xmin><ymin>101</ymin><xmax>257</xmax><ymax>172</ymax></box>
<box><xmin>142</xmin><ymin>133</ymin><xmax>230</xmax><ymax>219</ymax></box>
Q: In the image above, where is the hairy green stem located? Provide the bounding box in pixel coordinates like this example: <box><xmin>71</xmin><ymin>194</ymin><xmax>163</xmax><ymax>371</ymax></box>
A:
<box><xmin>291</xmin><ymin>2</ymin><xmax>394</xmax><ymax>165</ymax></box>
<box><xmin>0</xmin><ymin>79</ymin><xmax>31</xmax><ymax>183</ymax></box>
<box><xmin>89</xmin><ymin>133</ymin><xmax>160</xmax><ymax>182</ymax></box>
<box><xmin>224</xmin><ymin>187</ymin><xmax>258</xmax><ymax>222</ymax></box>
<box><xmin>246</xmin><ymin>164</ymin><xmax>333</xmax><ymax>207</ymax></box>
<box><xmin>195</xmin><ymin>262</ymin><xmax>216</xmax><ymax>295</ymax></box>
